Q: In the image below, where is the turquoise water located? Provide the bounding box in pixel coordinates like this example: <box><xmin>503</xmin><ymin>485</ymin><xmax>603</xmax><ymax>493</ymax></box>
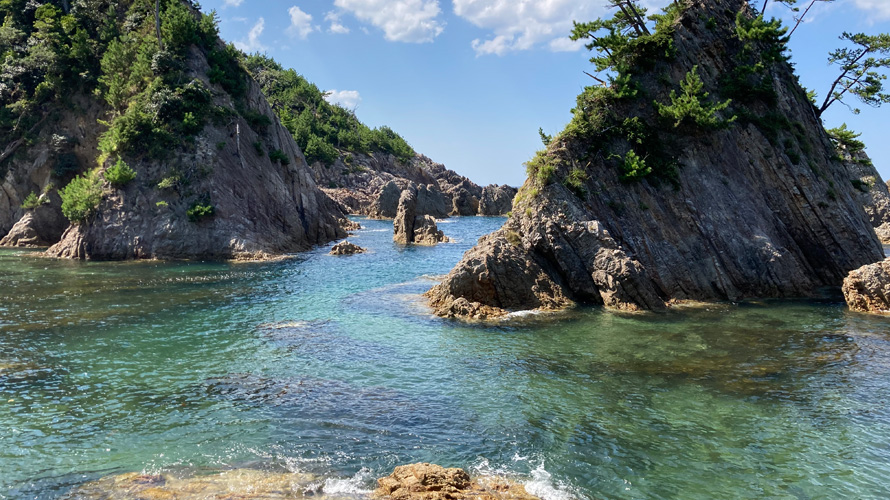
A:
<box><xmin>2</xmin><ymin>217</ymin><xmax>890</xmax><ymax>499</ymax></box>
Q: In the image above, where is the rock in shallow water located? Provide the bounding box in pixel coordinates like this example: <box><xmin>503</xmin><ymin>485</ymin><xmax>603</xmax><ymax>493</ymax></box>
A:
<box><xmin>374</xmin><ymin>463</ymin><xmax>539</xmax><ymax>500</ymax></box>
<box><xmin>330</xmin><ymin>240</ymin><xmax>366</xmax><ymax>255</ymax></box>
<box><xmin>843</xmin><ymin>258</ymin><xmax>890</xmax><ymax>314</ymax></box>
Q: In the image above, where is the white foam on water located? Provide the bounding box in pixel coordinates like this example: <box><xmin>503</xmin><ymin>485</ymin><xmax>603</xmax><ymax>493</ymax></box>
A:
<box><xmin>471</xmin><ymin>458</ymin><xmax>584</xmax><ymax>500</ymax></box>
<box><xmin>322</xmin><ymin>467</ymin><xmax>375</xmax><ymax>497</ymax></box>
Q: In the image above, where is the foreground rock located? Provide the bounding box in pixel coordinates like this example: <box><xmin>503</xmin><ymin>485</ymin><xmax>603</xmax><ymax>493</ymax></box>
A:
<box><xmin>374</xmin><ymin>463</ymin><xmax>538</xmax><ymax>500</ymax></box>
<box><xmin>427</xmin><ymin>0</ymin><xmax>883</xmax><ymax>318</ymax></box>
<box><xmin>393</xmin><ymin>188</ymin><xmax>449</xmax><ymax>245</ymax></box>
<box><xmin>843</xmin><ymin>258</ymin><xmax>890</xmax><ymax>314</ymax></box>
<box><xmin>330</xmin><ymin>240</ymin><xmax>366</xmax><ymax>255</ymax></box>
<box><xmin>0</xmin><ymin>194</ymin><xmax>67</xmax><ymax>248</ymax></box>
<box><xmin>62</xmin><ymin>469</ymin><xmax>318</xmax><ymax>499</ymax></box>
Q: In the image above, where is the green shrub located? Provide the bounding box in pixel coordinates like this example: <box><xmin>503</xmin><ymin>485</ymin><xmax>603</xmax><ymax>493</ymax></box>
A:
<box><xmin>525</xmin><ymin>150</ymin><xmax>557</xmax><ymax>186</ymax></box>
<box><xmin>851</xmin><ymin>179</ymin><xmax>872</xmax><ymax>192</ymax></box>
<box><xmin>253</xmin><ymin>141</ymin><xmax>264</xmax><ymax>155</ymax></box>
<box><xmin>157</xmin><ymin>176</ymin><xmax>179</xmax><ymax>190</ymax></box>
<box><xmin>60</xmin><ymin>171</ymin><xmax>103</xmax><ymax>223</ymax></box>
<box><xmin>187</xmin><ymin>201</ymin><xmax>215</xmax><ymax>221</ymax></box>
<box><xmin>156</xmin><ymin>200</ymin><xmax>169</xmax><ymax>208</ymax></box>
<box><xmin>304</xmin><ymin>134</ymin><xmax>338</xmax><ymax>165</ymax></box>
<box><xmin>21</xmin><ymin>192</ymin><xmax>45</xmax><ymax>210</ymax></box>
<box><xmin>104</xmin><ymin>158</ymin><xmax>137</xmax><ymax>187</ymax></box>
<box><xmin>826</xmin><ymin>124</ymin><xmax>866</xmax><ymax>154</ymax></box>
<box><xmin>269</xmin><ymin>149</ymin><xmax>290</xmax><ymax>165</ymax></box>
<box><xmin>619</xmin><ymin>150</ymin><xmax>652</xmax><ymax>181</ymax></box>
<box><xmin>564</xmin><ymin>168</ymin><xmax>589</xmax><ymax>196</ymax></box>
<box><xmin>655</xmin><ymin>66</ymin><xmax>736</xmax><ymax>129</ymax></box>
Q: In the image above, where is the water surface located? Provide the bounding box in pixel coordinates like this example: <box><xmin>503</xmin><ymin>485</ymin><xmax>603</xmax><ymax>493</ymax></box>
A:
<box><xmin>2</xmin><ymin>217</ymin><xmax>890</xmax><ymax>499</ymax></box>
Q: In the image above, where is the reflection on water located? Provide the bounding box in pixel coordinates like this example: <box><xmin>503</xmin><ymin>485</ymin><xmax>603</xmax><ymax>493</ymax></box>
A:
<box><xmin>2</xmin><ymin>217</ymin><xmax>890</xmax><ymax>499</ymax></box>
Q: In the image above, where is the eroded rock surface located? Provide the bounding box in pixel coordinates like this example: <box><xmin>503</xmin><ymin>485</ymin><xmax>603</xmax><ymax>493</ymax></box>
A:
<box><xmin>841</xmin><ymin>149</ymin><xmax>890</xmax><ymax>244</ymax></box>
<box><xmin>427</xmin><ymin>0</ymin><xmax>883</xmax><ymax>318</ymax></box>
<box><xmin>330</xmin><ymin>240</ymin><xmax>366</xmax><ymax>255</ymax></box>
<box><xmin>843</xmin><ymin>258</ymin><xmax>890</xmax><ymax>314</ymax></box>
<box><xmin>393</xmin><ymin>188</ymin><xmax>449</xmax><ymax>246</ymax></box>
<box><xmin>479</xmin><ymin>185</ymin><xmax>518</xmax><ymax>216</ymax></box>
<box><xmin>374</xmin><ymin>464</ymin><xmax>538</xmax><ymax>500</ymax></box>
<box><xmin>0</xmin><ymin>193</ymin><xmax>67</xmax><ymax>247</ymax></box>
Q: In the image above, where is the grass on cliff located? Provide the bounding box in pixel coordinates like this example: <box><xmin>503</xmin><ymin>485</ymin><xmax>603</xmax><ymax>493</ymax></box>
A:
<box><xmin>59</xmin><ymin>171</ymin><xmax>103</xmax><ymax>223</ymax></box>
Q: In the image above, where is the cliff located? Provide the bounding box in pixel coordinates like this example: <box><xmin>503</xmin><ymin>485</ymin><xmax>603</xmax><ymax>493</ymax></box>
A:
<box><xmin>427</xmin><ymin>0</ymin><xmax>884</xmax><ymax>318</ymax></box>
<box><xmin>0</xmin><ymin>0</ymin><xmax>346</xmax><ymax>259</ymax></box>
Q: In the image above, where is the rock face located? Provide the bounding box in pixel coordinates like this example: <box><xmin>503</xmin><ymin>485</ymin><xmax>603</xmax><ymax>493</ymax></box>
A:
<box><xmin>374</xmin><ymin>463</ymin><xmax>538</xmax><ymax>500</ymax></box>
<box><xmin>843</xmin><ymin>258</ymin><xmax>890</xmax><ymax>314</ymax></box>
<box><xmin>330</xmin><ymin>240</ymin><xmax>366</xmax><ymax>255</ymax></box>
<box><xmin>841</xmin><ymin>149</ymin><xmax>890</xmax><ymax>244</ymax></box>
<box><xmin>0</xmin><ymin>193</ymin><xmax>67</xmax><ymax>248</ymax></box>
<box><xmin>393</xmin><ymin>188</ymin><xmax>449</xmax><ymax>245</ymax></box>
<box><xmin>479</xmin><ymin>185</ymin><xmax>518</xmax><ymax>216</ymax></box>
<box><xmin>428</xmin><ymin>0</ymin><xmax>883</xmax><ymax>318</ymax></box>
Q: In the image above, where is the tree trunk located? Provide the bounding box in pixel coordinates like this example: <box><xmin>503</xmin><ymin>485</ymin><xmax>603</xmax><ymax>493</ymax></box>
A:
<box><xmin>155</xmin><ymin>0</ymin><xmax>163</xmax><ymax>50</ymax></box>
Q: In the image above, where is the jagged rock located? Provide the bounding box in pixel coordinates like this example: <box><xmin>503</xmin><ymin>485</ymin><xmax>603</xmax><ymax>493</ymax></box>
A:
<box><xmin>0</xmin><ymin>193</ymin><xmax>67</xmax><ymax>247</ymax></box>
<box><xmin>843</xmin><ymin>258</ymin><xmax>890</xmax><ymax>314</ymax></box>
<box><xmin>393</xmin><ymin>188</ymin><xmax>449</xmax><ymax>245</ymax></box>
<box><xmin>369</xmin><ymin>180</ymin><xmax>405</xmax><ymax>218</ymax></box>
<box><xmin>479</xmin><ymin>184</ymin><xmax>518</xmax><ymax>216</ymax></box>
<box><xmin>62</xmin><ymin>469</ymin><xmax>318</xmax><ymax>500</ymax></box>
<box><xmin>449</xmin><ymin>187</ymin><xmax>480</xmax><ymax>216</ymax></box>
<box><xmin>427</xmin><ymin>0</ymin><xmax>883</xmax><ymax>318</ymax></box>
<box><xmin>374</xmin><ymin>463</ymin><xmax>538</xmax><ymax>500</ymax></box>
<box><xmin>841</xmin><ymin>148</ymin><xmax>890</xmax><ymax>244</ymax></box>
<box><xmin>330</xmin><ymin>240</ymin><xmax>366</xmax><ymax>255</ymax></box>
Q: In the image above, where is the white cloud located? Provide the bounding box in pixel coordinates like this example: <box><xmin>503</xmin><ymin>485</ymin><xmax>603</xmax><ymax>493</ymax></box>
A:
<box><xmin>223</xmin><ymin>0</ymin><xmax>244</xmax><ymax>7</ymax></box>
<box><xmin>325</xmin><ymin>11</ymin><xmax>350</xmax><ymax>34</ymax></box>
<box><xmin>288</xmin><ymin>6</ymin><xmax>318</xmax><ymax>39</ymax></box>
<box><xmin>852</xmin><ymin>0</ymin><xmax>890</xmax><ymax>20</ymax></box>
<box><xmin>324</xmin><ymin>90</ymin><xmax>362</xmax><ymax>109</ymax></box>
<box><xmin>334</xmin><ymin>0</ymin><xmax>444</xmax><ymax>43</ymax></box>
<box><xmin>233</xmin><ymin>18</ymin><xmax>267</xmax><ymax>52</ymax></box>
<box><xmin>455</xmin><ymin>0</ymin><xmax>674</xmax><ymax>56</ymax></box>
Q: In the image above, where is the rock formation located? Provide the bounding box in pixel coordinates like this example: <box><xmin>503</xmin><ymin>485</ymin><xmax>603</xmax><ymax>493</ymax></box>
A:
<box><xmin>0</xmin><ymin>2</ymin><xmax>348</xmax><ymax>260</ymax></box>
<box><xmin>428</xmin><ymin>0</ymin><xmax>883</xmax><ymax>318</ymax></box>
<box><xmin>393</xmin><ymin>187</ymin><xmax>449</xmax><ymax>245</ymax></box>
<box><xmin>374</xmin><ymin>463</ymin><xmax>538</xmax><ymax>500</ymax></box>
<box><xmin>0</xmin><ymin>193</ymin><xmax>67</xmax><ymax>248</ymax></box>
<box><xmin>479</xmin><ymin>185</ymin><xmax>519</xmax><ymax>216</ymax></box>
<box><xmin>838</xmin><ymin>147</ymin><xmax>890</xmax><ymax>244</ymax></box>
<box><xmin>843</xmin><ymin>258</ymin><xmax>890</xmax><ymax>314</ymax></box>
<box><xmin>330</xmin><ymin>240</ymin><xmax>366</xmax><ymax>255</ymax></box>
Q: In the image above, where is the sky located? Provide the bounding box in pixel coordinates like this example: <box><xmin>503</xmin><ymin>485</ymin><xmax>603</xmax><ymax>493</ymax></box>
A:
<box><xmin>198</xmin><ymin>0</ymin><xmax>890</xmax><ymax>187</ymax></box>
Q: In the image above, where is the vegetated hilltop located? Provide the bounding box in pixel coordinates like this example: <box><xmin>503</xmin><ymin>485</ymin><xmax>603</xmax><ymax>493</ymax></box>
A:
<box><xmin>427</xmin><ymin>0</ymin><xmax>885</xmax><ymax>319</ymax></box>
<box><xmin>0</xmin><ymin>0</ymin><xmax>347</xmax><ymax>260</ymax></box>
<box><xmin>244</xmin><ymin>54</ymin><xmax>516</xmax><ymax>218</ymax></box>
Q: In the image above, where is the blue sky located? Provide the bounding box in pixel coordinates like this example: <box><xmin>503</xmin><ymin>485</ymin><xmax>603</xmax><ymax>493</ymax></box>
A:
<box><xmin>200</xmin><ymin>0</ymin><xmax>890</xmax><ymax>187</ymax></box>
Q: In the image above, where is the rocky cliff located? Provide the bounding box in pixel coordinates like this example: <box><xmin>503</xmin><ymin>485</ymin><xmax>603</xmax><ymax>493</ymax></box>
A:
<box><xmin>0</xmin><ymin>0</ymin><xmax>346</xmax><ymax>260</ymax></box>
<box><xmin>837</xmin><ymin>145</ymin><xmax>890</xmax><ymax>244</ymax></box>
<box><xmin>428</xmin><ymin>0</ymin><xmax>884</xmax><ymax>318</ymax></box>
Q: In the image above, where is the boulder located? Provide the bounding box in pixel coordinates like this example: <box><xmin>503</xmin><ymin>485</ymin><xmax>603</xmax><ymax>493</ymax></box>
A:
<box><xmin>0</xmin><ymin>193</ymin><xmax>67</xmax><ymax>247</ymax></box>
<box><xmin>479</xmin><ymin>184</ymin><xmax>518</xmax><ymax>216</ymax></box>
<box><xmin>330</xmin><ymin>240</ymin><xmax>366</xmax><ymax>255</ymax></box>
<box><xmin>843</xmin><ymin>258</ymin><xmax>890</xmax><ymax>314</ymax></box>
<box><xmin>374</xmin><ymin>463</ymin><xmax>538</xmax><ymax>500</ymax></box>
<box><xmin>393</xmin><ymin>188</ymin><xmax>449</xmax><ymax>245</ymax></box>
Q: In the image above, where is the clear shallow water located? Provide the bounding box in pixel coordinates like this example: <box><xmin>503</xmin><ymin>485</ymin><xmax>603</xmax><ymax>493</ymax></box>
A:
<box><xmin>1</xmin><ymin>216</ymin><xmax>890</xmax><ymax>499</ymax></box>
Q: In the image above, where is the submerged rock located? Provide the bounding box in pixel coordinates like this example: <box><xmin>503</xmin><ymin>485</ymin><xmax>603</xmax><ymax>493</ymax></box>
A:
<box><xmin>843</xmin><ymin>258</ymin><xmax>890</xmax><ymax>314</ymax></box>
<box><xmin>427</xmin><ymin>0</ymin><xmax>883</xmax><ymax>319</ymax></box>
<box><xmin>330</xmin><ymin>240</ymin><xmax>366</xmax><ymax>255</ymax></box>
<box><xmin>393</xmin><ymin>188</ymin><xmax>449</xmax><ymax>246</ymax></box>
<box><xmin>62</xmin><ymin>469</ymin><xmax>319</xmax><ymax>499</ymax></box>
<box><xmin>374</xmin><ymin>463</ymin><xmax>538</xmax><ymax>500</ymax></box>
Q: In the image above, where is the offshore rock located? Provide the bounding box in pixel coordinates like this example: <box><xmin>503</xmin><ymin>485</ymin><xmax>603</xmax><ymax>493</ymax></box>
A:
<box><xmin>61</xmin><ymin>469</ymin><xmax>319</xmax><ymax>499</ymax></box>
<box><xmin>0</xmin><ymin>193</ymin><xmax>67</xmax><ymax>248</ymax></box>
<box><xmin>479</xmin><ymin>184</ymin><xmax>518</xmax><ymax>216</ymax></box>
<box><xmin>393</xmin><ymin>188</ymin><xmax>449</xmax><ymax>245</ymax></box>
<box><xmin>374</xmin><ymin>463</ymin><xmax>538</xmax><ymax>500</ymax></box>
<box><xmin>330</xmin><ymin>240</ymin><xmax>366</xmax><ymax>255</ymax></box>
<box><xmin>843</xmin><ymin>258</ymin><xmax>890</xmax><ymax>314</ymax></box>
<box><xmin>428</xmin><ymin>0</ymin><xmax>883</xmax><ymax>318</ymax></box>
